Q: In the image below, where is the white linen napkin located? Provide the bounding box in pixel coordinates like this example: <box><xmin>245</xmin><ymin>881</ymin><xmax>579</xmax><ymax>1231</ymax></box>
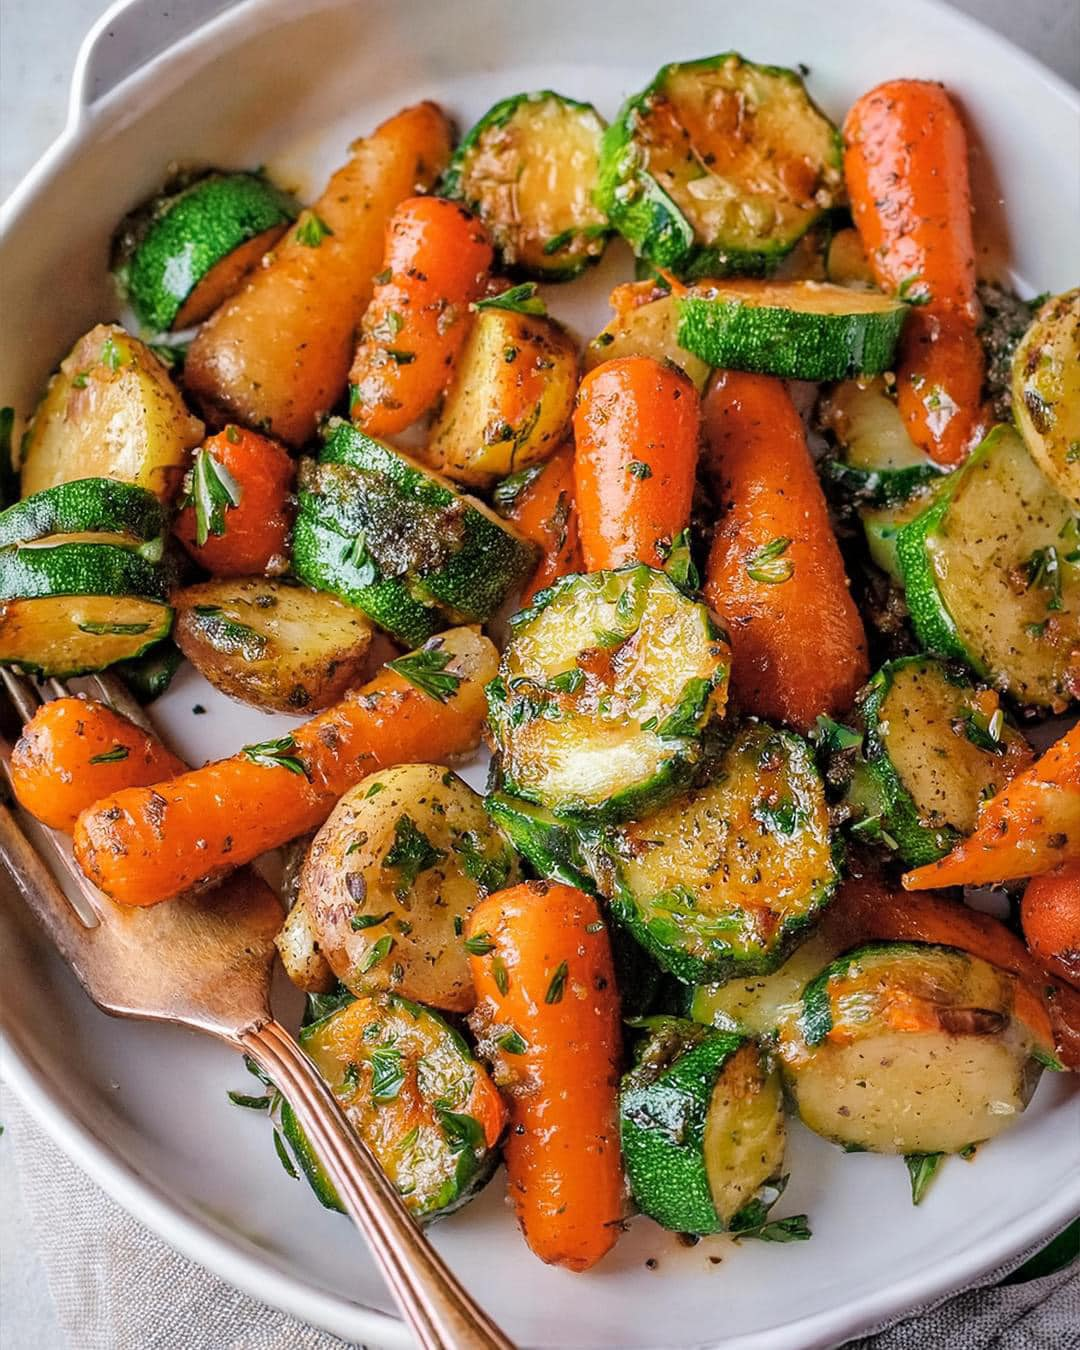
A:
<box><xmin>3</xmin><ymin>1089</ymin><xmax>1077</xmax><ymax>1350</ymax></box>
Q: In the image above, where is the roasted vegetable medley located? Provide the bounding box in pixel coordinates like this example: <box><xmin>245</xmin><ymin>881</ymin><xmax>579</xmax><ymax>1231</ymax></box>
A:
<box><xmin>3</xmin><ymin>53</ymin><xmax>1078</xmax><ymax>1273</ymax></box>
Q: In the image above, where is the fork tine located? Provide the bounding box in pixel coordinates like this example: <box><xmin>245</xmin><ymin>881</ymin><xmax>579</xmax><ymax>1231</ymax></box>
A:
<box><xmin>0</xmin><ymin>667</ymin><xmax>42</xmax><ymax>724</ymax></box>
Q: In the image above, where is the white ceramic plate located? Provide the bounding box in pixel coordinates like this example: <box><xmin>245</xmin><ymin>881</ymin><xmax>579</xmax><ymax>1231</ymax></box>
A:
<box><xmin>1</xmin><ymin>2</ymin><xmax>1078</xmax><ymax>1347</ymax></box>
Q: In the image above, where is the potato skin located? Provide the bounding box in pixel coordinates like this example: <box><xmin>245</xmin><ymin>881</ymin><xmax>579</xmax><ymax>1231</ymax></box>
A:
<box><xmin>301</xmin><ymin>763</ymin><xmax>521</xmax><ymax>1011</ymax></box>
<box><xmin>184</xmin><ymin>103</ymin><xmax>453</xmax><ymax>447</ymax></box>
<box><xmin>424</xmin><ymin>309</ymin><xmax>578</xmax><ymax>486</ymax></box>
<box><xmin>173</xmin><ymin>577</ymin><xmax>375</xmax><ymax>713</ymax></box>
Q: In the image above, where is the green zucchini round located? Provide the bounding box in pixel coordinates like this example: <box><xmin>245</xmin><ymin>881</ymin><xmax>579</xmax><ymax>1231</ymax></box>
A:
<box><xmin>489</xmin><ymin>565</ymin><xmax>731</xmax><ymax>822</ymax></box>
<box><xmin>442</xmin><ymin>91</ymin><xmax>610</xmax><ymax>280</ymax></box>
<box><xmin>597</xmin><ymin>53</ymin><xmax>843</xmax><ymax>277</ymax></box>
<box><xmin>0</xmin><ymin>478</ymin><xmax>166</xmax><ymax>550</ymax></box>
<box><xmin>620</xmin><ymin>1017</ymin><xmax>787</xmax><ymax>1234</ymax></box>
<box><xmin>0</xmin><ymin>539</ymin><xmax>168</xmax><ymax>602</ymax></box>
<box><xmin>819</xmin><ymin>378</ymin><xmax>945</xmax><ymax>508</ymax></box>
<box><xmin>113</xmin><ymin>171</ymin><xmax>298</xmax><ymax>332</ymax></box>
<box><xmin>484</xmin><ymin>791</ymin><xmax>598</xmax><ymax>894</ymax></box>
<box><xmin>677</xmin><ymin>281</ymin><xmax>908</xmax><ymax>382</ymax></box>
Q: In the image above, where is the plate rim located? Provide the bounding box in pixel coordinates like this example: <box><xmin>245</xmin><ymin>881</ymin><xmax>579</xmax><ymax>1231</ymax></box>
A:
<box><xmin>2</xmin><ymin>0</ymin><xmax>1079</xmax><ymax>1346</ymax></box>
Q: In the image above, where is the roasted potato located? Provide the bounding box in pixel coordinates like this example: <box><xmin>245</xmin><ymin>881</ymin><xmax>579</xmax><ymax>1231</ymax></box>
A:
<box><xmin>301</xmin><ymin>763</ymin><xmax>521</xmax><ymax>1011</ymax></box>
<box><xmin>275</xmin><ymin>896</ymin><xmax>337</xmax><ymax>994</ymax></box>
<box><xmin>423</xmin><ymin>307</ymin><xmax>578</xmax><ymax>486</ymax></box>
<box><xmin>173</xmin><ymin>577</ymin><xmax>376</xmax><ymax>713</ymax></box>
<box><xmin>20</xmin><ymin>324</ymin><xmax>204</xmax><ymax>503</ymax></box>
<box><xmin>583</xmin><ymin>282</ymin><xmax>709</xmax><ymax>391</ymax></box>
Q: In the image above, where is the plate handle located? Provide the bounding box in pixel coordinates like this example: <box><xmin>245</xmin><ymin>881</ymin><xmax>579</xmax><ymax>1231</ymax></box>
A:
<box><xmin>67</xmin><ymin>0</ymin><xmax>235</xmax><ymax>125</ymax></box>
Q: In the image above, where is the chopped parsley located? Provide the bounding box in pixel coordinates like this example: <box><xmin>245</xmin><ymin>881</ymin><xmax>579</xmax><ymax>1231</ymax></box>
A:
<box><xmin>240</xmin><ymin>734</ymin><xmax>307</xmax><ymax>776</ymax></box>
<box><xmin>387</xmin><ymin>645</ymin><xmax>462</xmax><ymax>702</ymax></box>
<box><xmin>473</xmin><ymin>283</ymin><xmax>547</xmax><ymax>317</ymax></box>
<box><xmin>88</xmin><ymin>744</ymin><xmax>130</xmax><ymax>766</ymax></box>
<box><xmin>295</xmin><ymin>212</ymin><xmax>333</xmax><ymax>247</ymax></box>
<box><xmin>382</xmin><ymin>815</ymin><xmax>446</xmax><ymax>897</ymax></box>
<box><xmin>180</xmin><ymin>447</ymin><xmax>242</xmax><ymax>546</ymax></box>
<box><xmin>746</xmin><ymin>536</ymin><xmax>794</xmax><ymax>585</ymax></box>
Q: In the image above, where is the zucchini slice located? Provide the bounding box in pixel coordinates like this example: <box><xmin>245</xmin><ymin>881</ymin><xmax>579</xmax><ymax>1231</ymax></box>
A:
<box><xmin>20</xmin><ymin>324</ymin><xmax>204</xmax><ymax>504</ymax></box>
<box><xmin>293</xmin><ymin>422</ymin><xmax>537</xmax><ymax>642</ymax></box>
<box><xmin>844</xmin><ymin>657</ymin><xmax>1034</xmax><ymax>867</ymax></box>
<box><xmin>777</xmin><ymin>943</ymin><xmax>1048</xmax><ymax>1154</ymax></box>
<box><xmin>484</xmin><ymin>790</ymin><xmax>596</xmax><ymax>894</ymax></box>
<box><xmin>173</xmin><ymin>577</ymin><xmax>376</xmax><ymax>714</ymax></box>
<box><xmin>0</xmin><ymin>478</ymin><xmax>166</xmax><ymax>550</ymax></box>
<box><xmin>677</xmin><ymin>281</ymin><xmax>908</xmax><ymax>382</ymax></box>
<box><xmin>442</xmin><ymin>91</ymin><xmax>610</xmax><ymax>279</ymax></box>
<box><xmin>597</xmin><ymin>53</ymin><xmax>843</xmax><ymax>277</ymax></box>
<box><xmin>584</xmin><ymin>283</ymin><xmax>710</xmax><ymax>390</ymax></box>
<box><xmin>301</xmin><ymin>765</ymin><xmax>521</xmax><ymax>1013</ymax></box>
<box><xmin>280</xmin><ymin>993</ymin><xmax>504</xmax><ymax>1221</ymax></box>
<box><xmin>690</xmin><ymin>930</ymin><xmax>842</xmax><ymax>1037</ymax></box>
<box><xmin>113</xmin><ymin>170</ymin><xmax>298</xmax><ymax>332</ymax></box>
<box><xmin>1012</xmin><ymin>288</ymin><xmax>1080</xmax><ymax>506</ymax></box>
<box><xmin>620</xmin><ymin>1017</ymin><xmax>787</xmax><ymax>1234</ymax></box>
<box><xmin>819</xmin><ymin>379</ymin><xmax>945</xmax><ymax>507</ymax></box>
<box><xmin>861</xmin><ymin>492</ymin><xmax>936</xmax><ymax>583</ymax></box>
<box><xmin>595</xmin><ymin>721</ymin><xmax>839</xmax><ymax>984</ymax></box>
<box><xmin>488</xmin><ymin>566</ymin><xmax>731</xmax><ymax>821</ymax></box>
<box><xmin>423</xmin><ymin>307</ymin><xmax>578</xmax><ymax>486</ymax></box>
<box><xmin>113</xmin><ymin>638</ymin><xmax>184</xmax><ymax>704</ymax></box>
<box><xmin>896</xmin><ymin>424</ymin><xmax>1080</xmax><ymax>709</ymax></box>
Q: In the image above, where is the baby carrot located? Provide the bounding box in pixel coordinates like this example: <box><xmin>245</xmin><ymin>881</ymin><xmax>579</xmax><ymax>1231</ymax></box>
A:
<box><xmin>843</xmin><ymin>79</ymin><xmax>987</xmax><ymax>466</ymax></box>
<box><xmin>498</xmin><ymin>444</ymin><xmax>581</xmax><ymax>603</ymax></box>
<box><xmin>701</xmin><ymin>369</ymin><xmax>869</xmax><ymax>732</ymax></box>
<box><xmin>10</xmin><ymin>697</ymin><xmax>185</xmax><ymax>832</ymax></box>
<box><xmin>173</xmin><ymin>425</ymin><xmax>294</xmax><ymax>576</ymax></box>
<box><xmin>903</xmin><ymin>724</ymin><xmax>1080</xmax><ymax>889</ymax></box>
<box><xmin>73</xmin><ymin>627</ymin><xmax>497</xmax><ymax>906</ymax></box>
<box><xmin>185</xmin><ymin>103</ymin><xmax>453</xmax><ymax>447</ymax></box>
<box><xmin>349</xmin><ymin>197</ymin><xmax>493</xmax><ymax>435</ymax></box>
<box><xmin>573</xmin><ymin>356</ymin><xmax>698</xmax><ymax>571</ymax></box>
<box><xmin>1022</xmin><ymin>863</ymin><xmax>1080</xmax><ymax>991</ymax></box>
<box><xmin>467</xmin><ymin>881</ymin><xmax>624</xmax><ymax>1271</ymax></box>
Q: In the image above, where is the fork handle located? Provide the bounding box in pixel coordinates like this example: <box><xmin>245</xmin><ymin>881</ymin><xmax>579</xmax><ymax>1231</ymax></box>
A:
<box><xmin>240</xmin><ymin>1020</ymin><xmax>515</xmax><ymax>1350</ymax></box>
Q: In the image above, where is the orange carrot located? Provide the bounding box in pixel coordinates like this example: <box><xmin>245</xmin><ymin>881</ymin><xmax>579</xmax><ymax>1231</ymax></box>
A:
<box><xmin>184</xmin><ymin>104</ymin><xmax>453</xmax><ymax>447</ymax></box>
<box><xmin>349</xmin><ymin>197</ymin><xmax>493</xmax><ymax>436</ymax></box>
<box><xmin>10</xmin><ymin>697</ymin><xmax>185</xmax><ymax>832</ymax></box>
<box><xmin>573</xmin><ymin>356</ymin><xmax>698</xmax><ymax>571</ymax></box>
<box><xmin>843</xmin><ymin>79</ymin><xmax>987</xmax><ymax>466</ymax></box>
<box><xmin>904</xmin><ymin>724</ymin><xmax>1080</xmax><ymax>889</ymax></box>
<box><xmin>499</xmin><ymin>444</ymin><xmax>581</xmax><ymax>603</ymax></box>
<box><xmin>701</xmin><ymin>369</ymin><xmax>869</xmax><ymax>732</ymax></box>
<box><xmin>828</xmin><ymin>871</ymin><xmax>1073</xmax><ymax>1066</ymax></box>
<box><xmin>173</xmin><ymin>425</ymin><xmax>294</xmax><ymax>576</ymax></box>
<box><xmin>1022</xmin><ymin>862</ymin><xmax>1080</xmax><ymax>990</ymax></box>
<box><xmin>467</xmin><ymin>881</ymin><xmax>623</xmax><ymax>1271</ymax></box>
<box><xmin>73</xmin><ymin>628</ymin><xmax>497</xmax><ymax>906</ymax></box>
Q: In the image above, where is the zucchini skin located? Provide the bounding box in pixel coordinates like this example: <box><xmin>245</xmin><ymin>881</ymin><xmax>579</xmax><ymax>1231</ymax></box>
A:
<box><xmin>597</xmin><ymin>53</ymin><xmax>842</xmax><ymax>278</ymax></box>
<box><xmin>894</xmin><ymin>475</ymin><xmax>970</xmax><ymax>663</ymax></box>
<box><xmin>677</xmin><ymin>288</ymin><xmax>908</xmax><ymax>382</ymax></box>
<box><xmin>822</xmin><ymin>458</ymin><xmax>944</xmax><ymax>511</ymax></box>
<box><xmin>0</xmin><ymin>540</ymin><xmax>169</xmax><ymax>602</ymax></box>
<box><xmin>113</xmin><ymin>638</ymin><xmax>184</xmax><ymax>703</ymax></box>
<box><xmin>442</xmin><ymin>91</ymin><xmax>611</xmax><ymax>281</ymax></box>
<box><xmin>484</xmin><ymin>791</ymin><xmax>597</xmax><ymax>893</ymax></box>
<box><xmin>114</xmin><ymin>171</ymin><xmax>298</xmax><ymax>332</ymax></box>
<box><xmin>0</xmin><ymin>479</ymin><xmax>166</xmax><ymax>549</ymax></box>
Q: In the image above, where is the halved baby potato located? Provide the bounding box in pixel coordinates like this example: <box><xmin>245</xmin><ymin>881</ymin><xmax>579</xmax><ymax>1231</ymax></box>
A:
<box><xmin>423</xmin><ymin>308</ymin><xmax>578</xmax><ymax>486</ymax></box>
<box><xmin>301</xmin><ymin>764</ymin><xmax>521</xmax><ymax>1012</ymax></box>
<box><xmin>172</xmin><ymin>577</ymin><xmax>376</xmax><ymax>713</ymax></box>
<box><xmin>20</xmin><ymin>323</ymin><xmax>204</xmax><ymax>503</ymax></box>
<box><xmin>584</xmin><ymin>282</ymin><xmax>710</xmax><ymax>390</ymax></box>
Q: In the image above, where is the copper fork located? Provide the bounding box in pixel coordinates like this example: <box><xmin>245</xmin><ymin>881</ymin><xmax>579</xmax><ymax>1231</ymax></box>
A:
<box><xmin>0</xmin><ymin>667</ymin><xmax>514</xmax><ymax>1350</ymax></box>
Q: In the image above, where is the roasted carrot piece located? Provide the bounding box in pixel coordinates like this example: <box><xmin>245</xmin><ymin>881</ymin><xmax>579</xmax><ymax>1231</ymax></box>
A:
<box><xmin>499</xmin><ymin>444</ymin><xmax>581</xmax><ymax>603</ymax></box>
<box><xmin>701</xmin><ymin>369</ymin><xmax>869</xmax><ymax>732</ymax></box>
<box><xmin>467</xmin><ymin>881</ymin><xmax>623</xmax><ymax>1271</ymax></box>
<box><xmin>73</xmin><ymin>627</ymin><xmax>497</xmax><ymax>906</ymax></box>
<box><xmin>1022</xmin><ymin>863</ymin><xmax>1080</xmax><ymax>990</ymax></box>
<box><xmin>349</xmin><ymin>197</ymin><xmax>493</xmax><ymax>436</ymax></box>
<box><xmin>173</xmin><ymin>425</ymin><xmax>294</xmax><ymax>576</ymax></box>
<box><xmin>573</xmin><ymin>356</ymin><xmax>699</xmax><ymax>571</ymax></box>
<box><xmin>184</xmin><ymin>103</ymin><xmax>453</xmax><ymax>447</ymax></box>
<box><xmin>843</xmin><ymin>79</ymin><xmax>987</xmax><ymax>466</ymax></box>
<box><xmin>828</xmin><ymin>871</ymin><xmax>1074</xmax><ymax>1067</ymax></box>
<box><xmin>10</xmin><ymin>697</ymin><xmax>185</xmax><ymax>832</ymax></box>
<box><xmin>903</xmin><ymin>725</ymin><xmax>1080</xmax><ymax>889</ymax></box>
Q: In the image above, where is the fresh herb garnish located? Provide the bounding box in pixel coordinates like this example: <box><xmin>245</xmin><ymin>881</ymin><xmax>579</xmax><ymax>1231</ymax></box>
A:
<box><xmin>464</xmin><ymin>932</ymin><xmax>495</xmax><ymax>956</ymax></box>
<box><xmin>1033</xmin><ymin>1046</ymin><xmax>1065</xmax><ymax>1072</ymax></box>
<box><xmin>351</xmin><ymin>911</ymin><xmax>392</xmax><ymax>931</ymax></box>
<box><xmin>811</xmin><ymin>714</ymin><xmax>862</xmax><ymax>754</ymax></box>
<box><xmin>295</xmin><ymin>212</ymin><xmax>333</xmax><ymax>247</ymax></box>
<box><xmin>387</xmin><ymin>645</ymin><xmax>462</xmax><ymax>703</ymax></box>
<box><xmin>382</xmin><ymin>815</ymin><xmax>446</xmax><ymax>896</ymax></box>
<box><xmin>661</xmin><ymin>528</ymin><xmax>700</xmax><ymax>593</ymax></box>
<box><xmin>241</xmin><ymin>734</ymin><xmax>307</xmax><ymax>776</ymax></box>
<box><xmin>452</xmin><ymin>832</ymin><xmax>513</xmax><ymax>896</ymax></box>
<box><xmin>549</xmin><ymin>667</ymin><xmax>585</xmax><ymax>695</ymax></box>
<box><xmin>336</xmin><ymin>1062</ymin><xmax>361</xmax><ymax>1096</ymax></box>
<box><xmin>89</xmin><ymin>744</ymin><xmax>130</xmax><ymax>766</ymax></box>
<box><xmin>905</xmin><ymin>1152</ymin><xmax>943</xmax><ymax>1205</ymax></box>
<box><xmin>746</xmin><ymin>536</ymin><xmax>794</xmax><ymax>585</ymax></box>
<box><xmin>360</xmin><ymin>934</ymin><xmax>395</xmax><ymax>973</ymax></box>
<box><xmin>99</xmin><ymin>334</ymin><xmax>127</xmax><ymax>372</ymax></box>
<box><xmin>1025</xmin><ymin>545</ymin><xmax>1063</xmax><ymax>611</ymax></box>
<box><xmin>273</xmin><ymin>1129</ymin><xmax>298</xmax><ymax>1179</ymax></box>
<box><xmin>473</xmin><ymin>283</ymin><xmax>547</xmax><ymax>317</ymax></box>
<box><xmin>386</xmin><ymin>349</ymin><xmax>416</xmax><ymax>364</ymax></box>
<box><xmin>628</xmin><ymin>460</ymin><xmax>653</xmax><ymax>480</ymax></box>
<box><xmin>962</xmin><ymin>707</ymin><xmax>1005</xmax><ymax>754</ymax></box>
<box><xmin>542</xmin><ymin>228</ymin><xmax>576</xmax><ymax>256</ymax></box>
<box><xmin>656</xmin><ymin>676</ymin><xmax>713</xmax><ymax>740</ymax></box>
<box><xmin>434</xmin><ymin>1104</ymin><xmax>484</xmax><ymax>1153</ymax></box>
<box><xmin>77</xmin><ymin>620</ymin><xmax>151</xmax><ymax>636</ymax></box>
<box><xmin>731</xmin><ymin>1214</ymin><xmax>812</xmax><ymax>1243</ymax></box>
<box><xmin>369</xmin><ymin>1046</ymin><xmax>405</xmax><ymax>1102</ymax></box>
<box><xmin>226</xmin><ymin>1090</ymin><xmax>273</xmax><ymax>1110</ymax></box>
<box><xmin>492</xmin><ymin>956</ymin><xmax>510</xmax><ymax>995</ymax></box>
<box><xmin>496</xmin><ymin>1028</ymin><xmax>528</xmax><ymax>1055</ymax></box>
<box><xmin>545</xmin><ymin>960</ymin><xmax>569</xmax><ymax>1004</ymax></box>
<box><xmin>181</xmin><ymin>447</ymin><xmax>242</xmax><ymax>546</ymax></box>
<box><xmin>897</xmin><ymin>275</ymin><xmax>931</xmax><ymax>306</ymax></box>
<box><xmin>493</xmin><ymin>464</ymin><xmax>543</xmax><ymax>514</ymax></box>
